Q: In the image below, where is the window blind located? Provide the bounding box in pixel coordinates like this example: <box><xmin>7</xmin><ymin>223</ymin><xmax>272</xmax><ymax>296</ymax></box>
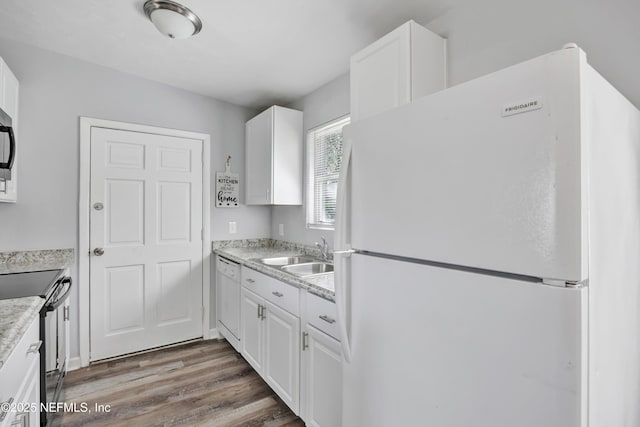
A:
<box><xmin>307</xmin><ymin>116</ymin><xmax>350</xmax><ymax>228</ymax></box>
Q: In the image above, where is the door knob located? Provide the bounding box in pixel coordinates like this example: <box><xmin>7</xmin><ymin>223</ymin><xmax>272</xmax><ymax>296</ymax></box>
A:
<box><xmin>93</xmin><ymin>248</ymin><xmax>105</xmax><ymax>256</ymax></box>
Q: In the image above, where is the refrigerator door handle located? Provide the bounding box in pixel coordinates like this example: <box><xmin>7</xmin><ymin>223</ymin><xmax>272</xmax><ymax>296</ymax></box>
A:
<box><xmin>335</xmin><ymin>136</ymin><xmax>353</xmax><ymax>363</ymax></box>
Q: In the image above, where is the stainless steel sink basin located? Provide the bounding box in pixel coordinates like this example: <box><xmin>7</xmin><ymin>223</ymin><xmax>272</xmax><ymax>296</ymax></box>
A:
<box><xmin>281</xmin><ymin>262</ymin><xmax>334</xmax><ymax>277</ymax></box>
<box><xmin>254</xmin><ymin>255</ymin><xmax>316</xmax><ymax>266</ymax></box>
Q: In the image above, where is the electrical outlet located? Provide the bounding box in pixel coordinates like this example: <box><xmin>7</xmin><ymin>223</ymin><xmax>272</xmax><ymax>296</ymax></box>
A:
<box><xmin>229</xmin><ymin>221</ymin><xmax>237</xmax><ymax>234</ymax></box>
<box><xmin>279</xmin><ymin>224</ymin><xmax>284</xmax><ymax>236</ymax></box>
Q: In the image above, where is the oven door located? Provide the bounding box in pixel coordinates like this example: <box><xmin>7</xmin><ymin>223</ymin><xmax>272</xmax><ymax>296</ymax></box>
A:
<box><xmin>42</xmin><ymin>277</ymin><xmax>71</xmax><ymax>422</ymax></box>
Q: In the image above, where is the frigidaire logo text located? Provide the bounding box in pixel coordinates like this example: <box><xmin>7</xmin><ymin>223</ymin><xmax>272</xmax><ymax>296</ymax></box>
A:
<box><xmin>502</xmin><ymin>97</ymin><xmax>543</xmax><ymax>117</ymax></box>
<box><xmin>504</xmin><ymin>100</ymin><xmax>539</xmax><ymax>113</ymax></box>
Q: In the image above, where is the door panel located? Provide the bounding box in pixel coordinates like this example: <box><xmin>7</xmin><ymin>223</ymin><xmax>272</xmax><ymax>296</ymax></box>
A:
<box><xmin>245</xmin><ymin>109</ymin><xmax>272</xmax><ymax>204</ymax></box>
<box><xmin>105</xmin><ymin>265</ymin><xmax>145</xmax><ymax>335</ymax></box>
<box><xmin>343</xmin><ymin>253</ymin><xmax>586</xmax><ymax>427</ymax></box>
<box><xmin>106</xmin><ymin>179</ymin><xmax>144</xmax><ymax>246</ymax></box>
<box><xmin>241</xmin><ymin>288</ymin><xmax>264</xmax><ymax>373</ymax></box>
<box><xmin>264</xmin><ymin>300</ymin><xmax>300</xmax><ymax>413</ymax></box>
<box><xmin>219</xmin><ymin>274</ymin><xmax>240</xmax><ymax>338</ymax></box>
<box><xmin>347</xmin><ymin>48</ymin><xmax>586</xmax><ymax>281</ymax></box>
<box><xmin>106</xmin><ymin>141</ymin><xmax>145</xmax><ymax>168</ymax></box>
<box><xmin>90</xmin><ymin>127</ymin><xmax>203</xmax><ymax>361</ymax></box>
<box><xmin>302</xmin><ymin>325</ymin><xmax>342</xmax><ymax>427</ymax></box>
<box><xmin>350</xmin><ymin>22</ymin><xmax>410</xmax><ymax>121</ymax></box>
<box><xmin>156</xmin><ymin>260</ymin><xmax>191</xmax><ymax>324</ymax></box>
<box><xmin>157</xmin><ymin>181</ymin><xmax>191</xmax><ymax>242</ymax></box>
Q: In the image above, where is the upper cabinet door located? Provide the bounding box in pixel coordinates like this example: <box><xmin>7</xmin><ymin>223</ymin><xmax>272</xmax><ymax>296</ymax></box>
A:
<box><xmin>245</xmin><ymin>105</ymin><xmax>303</xmax><ymax>205</ymax></box>
<box><xmin>245</xmin><ymin>107</ymin><xmax>273</xmax><ymax>204</ymax></box>
<box><xmin>350</xmin><ymin>20</ymin><xmax>446</xmax><ymax>122</ymax></box>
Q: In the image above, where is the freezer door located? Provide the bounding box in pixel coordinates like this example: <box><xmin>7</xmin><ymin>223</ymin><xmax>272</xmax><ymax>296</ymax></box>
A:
<box><xmin>342</xmin><ymin>254</ymin><xmax>586</xmax><ymax>427</ymax></box>
<box><xmin>346</xmin><ymin>47</ymin><xmax>587</xmax><ymax>282</ymax></box>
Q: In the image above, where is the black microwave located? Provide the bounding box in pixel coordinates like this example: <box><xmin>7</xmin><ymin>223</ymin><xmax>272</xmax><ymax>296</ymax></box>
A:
<box><xmin>0</xmin><ymin>105</ymin><xmax>15</xmax><ymax>182</ymax></box>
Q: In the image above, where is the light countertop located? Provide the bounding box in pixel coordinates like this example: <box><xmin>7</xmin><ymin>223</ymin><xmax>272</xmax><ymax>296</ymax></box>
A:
<box><xmin>213</xmin><ymin>239</ymin><xmax>335</xmax><ymax>302</ymax></box>
<box><xmin>0</xmin><ymin>296</ymin><xmax>44</xmax><ymax>369</ymax></box>
<box><xmin>0</xmin><ymin>248</ymin><xmax>74</xmax><ymax>274</ymax></box>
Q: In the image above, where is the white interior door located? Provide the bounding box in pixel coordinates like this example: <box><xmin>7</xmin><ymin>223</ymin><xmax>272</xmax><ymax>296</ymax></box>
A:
<box><xmin>89</xmin><ymin>127</ymin><xmax>204</xmax><ymax>361</ymax></box>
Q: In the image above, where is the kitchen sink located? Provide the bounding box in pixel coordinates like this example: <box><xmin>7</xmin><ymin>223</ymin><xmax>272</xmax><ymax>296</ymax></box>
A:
<box><xmin>281</xmin><ymin>262</ymin><xmax>334</xmax><ymax>277</ymax></box>
<box><xmin>254</xmin><ymin>255</ymin><xmax>316</xmax><ymax>266</ymax></box>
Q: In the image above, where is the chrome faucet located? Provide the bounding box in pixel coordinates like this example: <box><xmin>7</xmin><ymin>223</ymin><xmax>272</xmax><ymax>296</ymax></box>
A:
<box><xmin>315</xmin><ymin>236</ymin><xmax>330</xmax><ymax>261</ymax></box>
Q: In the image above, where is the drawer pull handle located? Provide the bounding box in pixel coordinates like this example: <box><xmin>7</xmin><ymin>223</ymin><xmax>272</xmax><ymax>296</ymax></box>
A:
<box><xmin>319</xmin><ymin>314</ymin><xmax>336</xmax><ymax>324</ymax></box>
<box><xmin>0</xmin><ymin>397</ymin><xmax>14</xmax><ymax>421</ymax></box>
<box><xmin>10</xmin><ymin>412</ymin><xmax>27</xmax><ymax>426</ymax></box>
<box><xmin>27</xmin><ymin>341</ymin><xmax>42</xmax><ymax>354</ymax></box>
<box><xmin>272</xmin><ymin>291</ymin><xmax>284</xmax><ymax>298</ymax></box>
<box><xmin>302</xmin><ymin>331</ymin><xmax>309</xmax><ymax>351</ymax></box>
<box><xmin>246</xmin><ymin>278</ymin><xmax>255</xmax><ymax>283</ymax></box>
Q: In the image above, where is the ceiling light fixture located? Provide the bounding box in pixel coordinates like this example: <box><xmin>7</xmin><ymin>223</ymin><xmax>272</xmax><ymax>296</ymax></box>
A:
<box><xmin>143</xmin><ymin>0</ymin><xmax>203</xmax><ymax>39</ymax></box>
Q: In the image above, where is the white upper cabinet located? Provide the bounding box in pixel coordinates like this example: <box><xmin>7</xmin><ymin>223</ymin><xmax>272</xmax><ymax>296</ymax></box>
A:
<box><xmin>350</xmin><ymin>20</ymin><xmax>446</xmax><ymax>122</ymax></box>
<box><xmin>0</xmin><ymin>55</ymin><xmax>19</xmax><ymax>203</ymax></box>
<box><xmin>245</xmin><ymin>105</ymin><xmax>303</xmax><ymax>205</ymax></box>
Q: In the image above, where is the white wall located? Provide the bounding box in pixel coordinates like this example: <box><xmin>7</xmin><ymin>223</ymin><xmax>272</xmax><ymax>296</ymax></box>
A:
<box><xmin>271</xmin><ymin>73</ymin><xmax>350</xmax><ymax>248</ymax></box>
<box><xmin>0</xmin><ymin>38</ymin><xmax>271</xmax><ymax>359</ymax></box>
<box><xmin>272</xmin><ymin>0</ymin><xmax>640</xmax><ymax>249</ymax></box>
<box><xmin>427</xmin><ymin>0</ymin><xmax>640</xmax><ymax>109</ymax></box>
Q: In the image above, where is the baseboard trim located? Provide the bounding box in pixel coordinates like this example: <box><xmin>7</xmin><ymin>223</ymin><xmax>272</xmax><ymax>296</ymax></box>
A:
<box><xmin>208</xmin><ymin>328</ymin><xmax>222</xmax><ymax>339</ymax></box>
<box><xmin>67</xmin><ymin>356</ymin><xmax>82</xmax><ymax>372</ymax></box>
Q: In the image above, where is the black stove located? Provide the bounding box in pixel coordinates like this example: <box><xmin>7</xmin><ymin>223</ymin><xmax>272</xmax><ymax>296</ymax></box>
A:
<box><xmin>0</xmin><ymin>269</ymin><xmax>64</xmax><ymax>300</ymax></box>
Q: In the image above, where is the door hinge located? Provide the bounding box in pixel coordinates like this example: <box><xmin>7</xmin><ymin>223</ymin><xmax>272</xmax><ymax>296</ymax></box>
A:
<box><xmin>201</xmin><ymin>228</ymin><xmax>204</xmax><ymax>241</ymax></box>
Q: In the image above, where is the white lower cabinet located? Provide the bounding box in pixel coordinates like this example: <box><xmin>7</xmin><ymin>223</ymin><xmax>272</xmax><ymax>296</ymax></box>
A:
<box><xmin>0</xmin><ymin>317</ymin><xmax>41</xmax><ymax>427</ymax></box>
<box><xmin>264</xmin><ymin>301</ymin><xmax>300</xmax><ymax>412</ymax></box>
<box><xmin>240</xmin><ymin>287</ymin><xmax>265</xmax><ymax>373</ymax></box>
<box><xmin>238</xmin><ymin>265</ymin><xmax>342</xmax><ymax>425</ymax></box>
<box><xmin>301</xmin><ymin>324</ymin><xmax>342</xmax><ymax>427</ymax></box>
<box><xmin>240</xmin><ymin>286</ymin><xmax>300</xmax><ymax>413</ymax></box>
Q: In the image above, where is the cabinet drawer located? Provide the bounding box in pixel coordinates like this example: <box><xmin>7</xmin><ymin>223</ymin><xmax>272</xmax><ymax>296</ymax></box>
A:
<box><xmin>241</xmin><ymin>266</ymin><xmax>263</xmax><ymax>295</ymax></box>
<box><xmin>242</xmin><ymin>267</ymin><xmax>300</xmax><ymax>316</ymax></box>
<box><xmin>264</xmin><ymin>277</ymin><xmax>299</xmax><ymax>317</ymax></box>
<box><xmin>306</xmin><ymin>293</ymin><xmax>339</xmax><ymax>340</ymax></box>
<box><xmin>0</xmin><ymin>316</ymin><xmax>40</xmax><ymax>407</ymax></box>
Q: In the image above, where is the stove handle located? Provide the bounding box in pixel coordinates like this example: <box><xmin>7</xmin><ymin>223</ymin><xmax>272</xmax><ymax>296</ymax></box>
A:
<box><xmin>46</xmin><ymin>277</ymin><xmax>72</xmax><ymax>312</ymax></box>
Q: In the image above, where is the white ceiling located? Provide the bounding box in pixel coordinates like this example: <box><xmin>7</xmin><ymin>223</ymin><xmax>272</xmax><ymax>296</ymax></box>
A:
<box><xmin>0</xmin><ymin>0</ymin><xmax>462</xmax><ymax>109</ymax></box>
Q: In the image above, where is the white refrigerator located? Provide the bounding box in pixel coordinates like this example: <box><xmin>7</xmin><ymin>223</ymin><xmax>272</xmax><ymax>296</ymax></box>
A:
<box><xmin>335</xmin><ymin>45</ymin><xmax>640</xmax><ymax>427</ymax></box>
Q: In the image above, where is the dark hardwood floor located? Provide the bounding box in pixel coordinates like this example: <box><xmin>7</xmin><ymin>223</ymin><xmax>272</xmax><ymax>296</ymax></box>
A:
<box><xmin>52</xmin><ymin>339</ymin><xmax>304</xmax><ymax>427</ymax></box>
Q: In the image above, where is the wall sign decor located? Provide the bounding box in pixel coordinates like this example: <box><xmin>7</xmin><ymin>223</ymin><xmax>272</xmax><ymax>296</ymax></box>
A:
<box><xmin>216</xmin><ymin>155</ymin><xmax>239</xmax><ymax>207</ymax></box>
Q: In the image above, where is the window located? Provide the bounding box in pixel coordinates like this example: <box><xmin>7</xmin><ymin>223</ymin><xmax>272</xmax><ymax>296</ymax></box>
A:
<box><xmin>306</xmin><ymin>116</ymin><xmax>350</xmax><ymax>229</ymax></box>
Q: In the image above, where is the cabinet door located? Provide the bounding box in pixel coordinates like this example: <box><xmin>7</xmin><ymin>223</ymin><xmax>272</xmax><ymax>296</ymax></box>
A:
<box><xmin>240</xmin><ymin>288</ymin><xmax>264</xmax><ymax>373</ymax></box>
<box><xmin>21</xmin><ymin>358</ymin><xmax>40</xmax><ymax>427</ymax></box>
<box><xmin>301</xmin><ymin>324</ymin><xmax>342</xmax><ymax>427</ymax></box>
<box><xmin>245</xmin><ymin>108</ymin><xmax>273</xmax><ymax>204</ymax></box>
<box><xmin>264</xmin><ymin>300</ymin><xmax>300</xmax><ymax>414</ymax></box>
<box><xmin>350</xmin><ymin>21</ymin><xmax>411</xmax><ymax>122</ymax></box>
<box><xmin>218</xmin><ymin>272</ymin><xmax>240</xmax><ymax>339</ymax></box>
